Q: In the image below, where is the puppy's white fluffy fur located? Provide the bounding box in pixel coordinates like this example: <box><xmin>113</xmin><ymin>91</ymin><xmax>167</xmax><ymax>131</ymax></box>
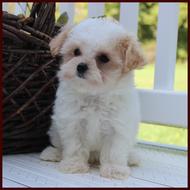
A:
<box><xmin>40</xmin><ymin>18</ymin><xmax>146</xmax><ymax>179</ymax></box>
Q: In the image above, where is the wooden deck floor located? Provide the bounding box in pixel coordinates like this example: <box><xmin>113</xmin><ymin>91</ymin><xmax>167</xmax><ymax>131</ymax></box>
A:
<box><xmin>3</xmin><ymin>145</ymin><xmax>187</xmax><ymax>188</ymax></box>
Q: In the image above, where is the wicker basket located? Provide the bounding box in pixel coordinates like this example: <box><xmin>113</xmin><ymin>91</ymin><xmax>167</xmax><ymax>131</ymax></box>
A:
<box><xmin>3</xmin><ymin>3</ymin><xmax>62</xmax><ymax>154</ymax></box>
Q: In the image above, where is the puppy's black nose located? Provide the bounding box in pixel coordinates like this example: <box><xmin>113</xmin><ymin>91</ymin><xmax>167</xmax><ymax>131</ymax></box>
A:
<box><xmin>77</xmin><ymin>63</ymin><xmax>88</xmax><ymax>77</ymax></box>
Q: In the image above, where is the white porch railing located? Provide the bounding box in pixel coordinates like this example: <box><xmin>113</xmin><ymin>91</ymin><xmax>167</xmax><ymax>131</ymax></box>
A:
<box><xmin>3</xmin><ymin>3</ymin><xmax>187</xmax><ymax>149</ymax></box>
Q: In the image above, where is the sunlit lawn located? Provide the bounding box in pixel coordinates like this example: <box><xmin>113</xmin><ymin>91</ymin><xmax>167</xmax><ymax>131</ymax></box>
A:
<box><xmin>138</xmin><ymin>123</ymin><xmax>187</xmax><ymax>147</ymax></box>
<box><xmin>135</xmin><ymin>63</ymin><xmax>187</xmax><ymax>146</ymax></box>
<box><xmin>135</xmin><ymin>62</ymin><xmax>187</xmax><ymax>91</ymax></box>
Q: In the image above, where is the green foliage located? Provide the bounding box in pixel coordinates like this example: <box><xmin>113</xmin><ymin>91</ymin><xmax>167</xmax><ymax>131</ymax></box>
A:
<box><xmin>105</xmin><ymin>3</ymin><xmax>120</xmax><ymax>20</ymax></box>
<box><xmin>57</xmin><ymin>12</ymin><xmax>68</xmax><ymax>27</ymax></box>
<box><xmin>138</xmin><ymin>3</ymin><xmax>158</xmax><ymax>43</ymax></box>
<box><xmin>177</xmin><ymin>3</ymin><xmax>188</xmax><ymax>63</ymax></box>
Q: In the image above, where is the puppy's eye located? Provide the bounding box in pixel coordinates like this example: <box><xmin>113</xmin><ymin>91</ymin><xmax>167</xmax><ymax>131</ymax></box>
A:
<box><xmin>74</xmin><ymin>48</ymin><xmax>81</xmax><ymax>56</ymax></box>
<box><xmin>97</xmin><ymin>54</ymin><xmax>109</xmax><ymax>64</ymax></box>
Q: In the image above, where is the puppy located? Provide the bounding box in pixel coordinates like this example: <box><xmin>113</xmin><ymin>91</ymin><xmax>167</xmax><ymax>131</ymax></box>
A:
<box><xmin>40</xmin><ymin>18</ymin><xmax>146</xmax><ymax>179</ymax></box>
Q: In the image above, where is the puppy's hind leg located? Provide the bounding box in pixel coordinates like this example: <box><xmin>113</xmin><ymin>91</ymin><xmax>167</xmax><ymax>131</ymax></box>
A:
<box><xmin>40</xmin><ymin>124</ymin><xmax>62</xmax><ymax>162</ymax></box>
<box><xmin>40</xmin><ymin>146</ymin><xmax>61</xmax><ymax>162</ymax></box>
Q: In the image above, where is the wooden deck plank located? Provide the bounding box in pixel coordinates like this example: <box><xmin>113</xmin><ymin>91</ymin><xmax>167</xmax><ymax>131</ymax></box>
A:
<box><xmin>3</xmin><ymin>146</ymin><xmax>187</xmax><ymax>188</ymax></box>
<box><xmin>3</xmin><ymin>178</ymin><xmax>27</xmax><ymax>188</ymax></box>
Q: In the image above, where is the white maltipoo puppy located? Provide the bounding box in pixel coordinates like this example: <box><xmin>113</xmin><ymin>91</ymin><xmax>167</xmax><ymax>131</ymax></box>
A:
<box><xmin>40</xmin><ymin>18</ymin><xmax>146</xmax><ymax>179</ymax></box>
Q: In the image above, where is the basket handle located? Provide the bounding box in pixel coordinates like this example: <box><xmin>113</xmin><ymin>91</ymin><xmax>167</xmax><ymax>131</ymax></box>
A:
<box><xmin>30</xmin><ymin>3</ymin><xmax>56</xmax><ymax>36</ymax></box>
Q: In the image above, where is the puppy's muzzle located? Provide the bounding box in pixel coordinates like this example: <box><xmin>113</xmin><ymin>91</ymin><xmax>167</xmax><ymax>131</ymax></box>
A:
<box><xmin>77</xmin><ymin>63</ymin><xmax>88</xmax><ymax>78</ymax></box>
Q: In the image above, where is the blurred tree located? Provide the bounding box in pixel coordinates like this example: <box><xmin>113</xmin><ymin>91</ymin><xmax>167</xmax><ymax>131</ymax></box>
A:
<box><xmin>138</xmin><ymin>3</ymin><xmax>158</xmax><ymax>43</ymax></box>
<box><xmin>105</xmin><ymin>3</ymin><xmax>120</xmax><ymax>20</ymax></box>
<box><xmin>177</xmin><ymin>3</ymin><xmax>187</xmax><ymax>63</ymax></box>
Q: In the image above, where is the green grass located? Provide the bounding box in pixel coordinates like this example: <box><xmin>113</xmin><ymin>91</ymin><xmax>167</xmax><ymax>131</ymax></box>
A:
<box><xmin>174</xmin><ymin>63</ymin><xmax>187</xmax><ymax>91</ymax></box>
<box><xmin>138</xmin><ymin>123</ymin><xmax>187</xmax><ymax>146</ymax></box>
<box><xmin>135</xmin><ymin>63</ymin><xmax>187</xmax><ymax>91</ymax></box>
<box><xmin>135</xmin><ymin>63</ymin><xmax>187</xmax><ymax>147</ymax></box>
<box><xmin>135</xmin><ymin>64</ymin><xmax>155</xmax><ymax>90</ymax></box>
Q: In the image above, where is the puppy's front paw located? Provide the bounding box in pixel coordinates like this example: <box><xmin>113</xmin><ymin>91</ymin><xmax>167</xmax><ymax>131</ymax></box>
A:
<box><xmin>59</xmin><ymin>160</ymin><xmax>89</xmax><ymax>173</ymax></box>
<box><xmin>100</xmin><ymin>164</ymin><xmax>131</xmax><ymax>179</ymax></box>
<box><xmin>40</xmin><ymin>146</ymin><xmax>61</xmax><ymax>162</ymax></box>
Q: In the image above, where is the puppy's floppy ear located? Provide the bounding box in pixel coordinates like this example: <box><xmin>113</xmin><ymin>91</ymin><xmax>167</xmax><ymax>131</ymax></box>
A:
<box><xmin>120</xmin><ymin>36</ymin><xmax>146</xmax><ymax>73</ymax></box>
<box><xmin>49</xmin><ymin>23</ymin><xmax>73</xmax><ymax>57</ymax></box>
